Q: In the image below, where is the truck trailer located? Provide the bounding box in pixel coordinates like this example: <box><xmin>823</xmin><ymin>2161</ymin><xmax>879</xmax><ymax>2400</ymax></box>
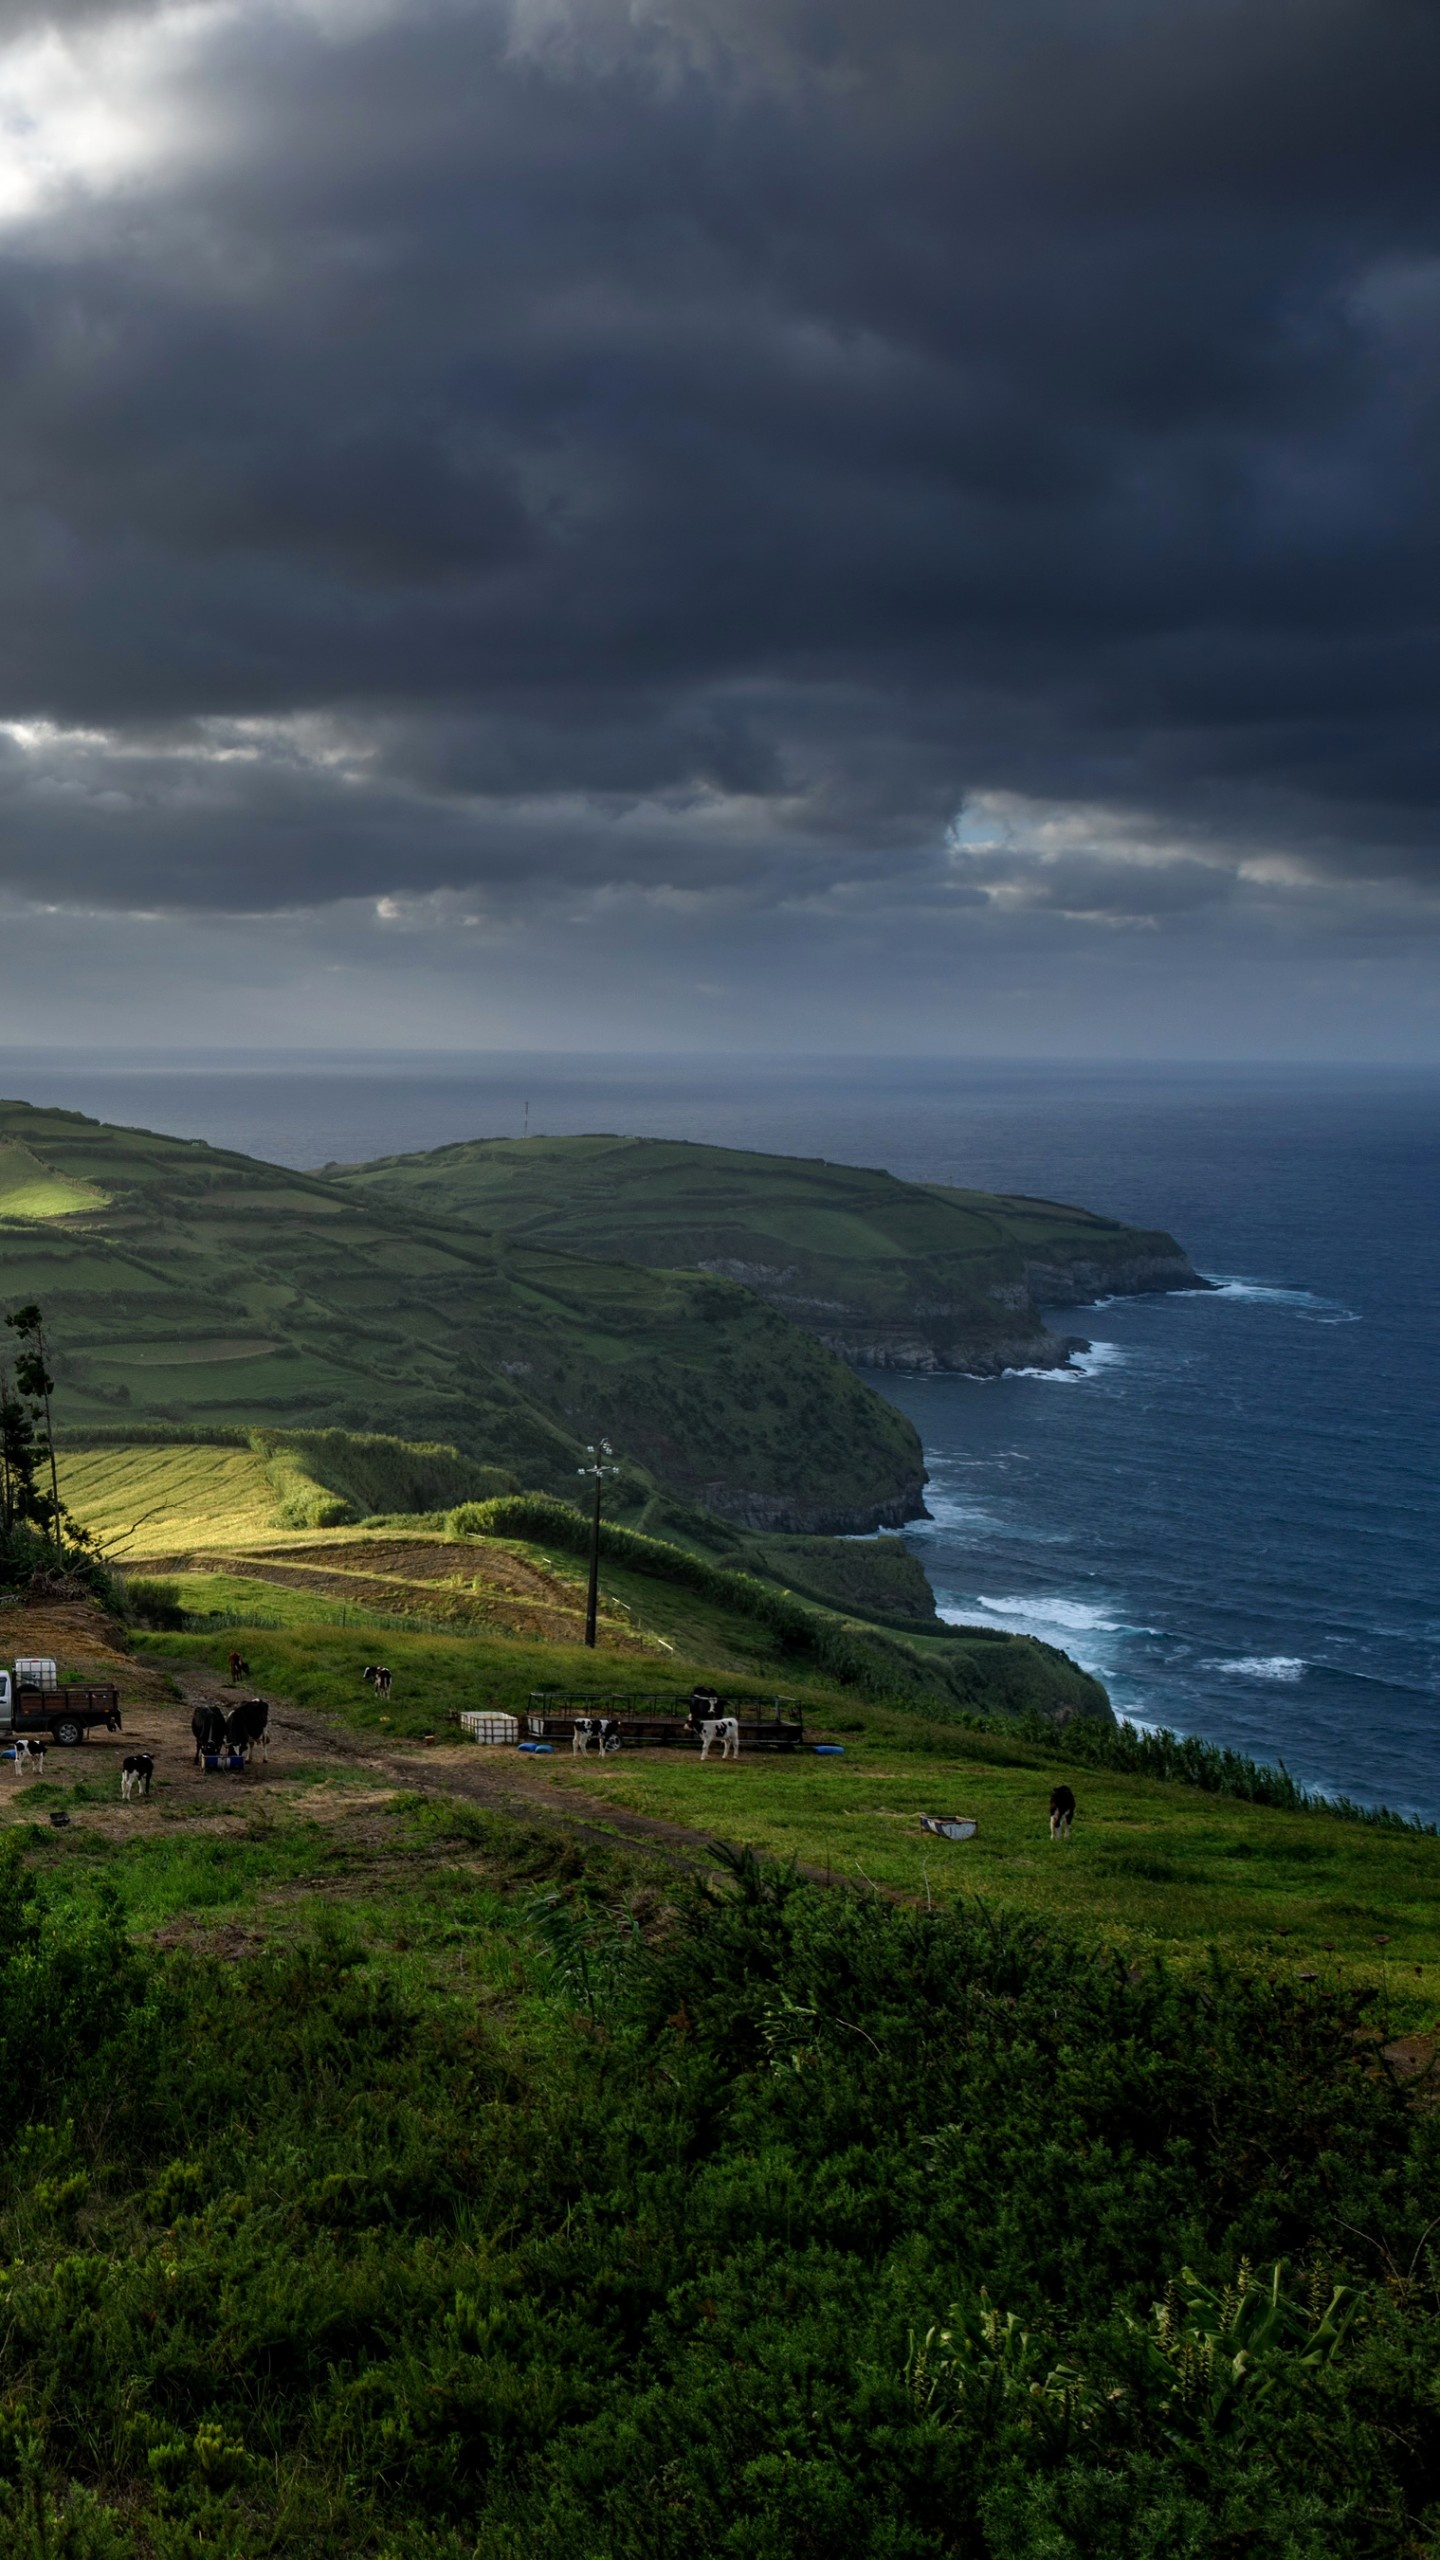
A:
<box><xmin>0</xmin><ymin>1658</ymin><xmax>122</xmax><ymax>1747</ymax></box>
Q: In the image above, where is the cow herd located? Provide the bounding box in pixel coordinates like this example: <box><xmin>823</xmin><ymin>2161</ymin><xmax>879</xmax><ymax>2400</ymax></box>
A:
<box><xmin>0</xmin><ymin>1693</ymin><xmax>271</xmax><ymax>1807</ymax></box>
<box><xmin>2</xmin><ymin>1667</ymin><xmax>1082</xmax><ymax>1838</ymax></box>
<box><xmin>190</xmin><ymin>1698</ymin><xmax>270</xmax><ymax>1764</ymax></box>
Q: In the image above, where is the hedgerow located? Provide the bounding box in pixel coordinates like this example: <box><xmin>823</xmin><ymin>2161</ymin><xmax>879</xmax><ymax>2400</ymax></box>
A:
<box><xmin>446</xmin><ymin>1494</ymin><xmax>1105</xmax><ymax>1719</ymax></box>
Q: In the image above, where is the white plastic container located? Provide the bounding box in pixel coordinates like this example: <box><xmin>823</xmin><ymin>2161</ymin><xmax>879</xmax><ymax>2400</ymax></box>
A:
<box><xmin>460</xmin><ymin>1711</ymin><xmax>519</xmax><ymax>1745</ymax></box>
<box><xmin>14</xmin><ymin>1658</ymin><xmax>58</xmax><ymax>1691</ymax></box>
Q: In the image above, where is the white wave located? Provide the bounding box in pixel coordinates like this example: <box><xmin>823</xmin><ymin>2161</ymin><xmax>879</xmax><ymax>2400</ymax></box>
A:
<box><xmin>1072</xmin><ymin>1341</ymin><xmax>1125</xmax><ymax>1375</ymax></box>
<box><xmin>941</xmin><ymin>1592</ymin><xmax>1121</xmax><ymax>1636</ymax></box>
<box><xmin>1202</xmin><ymin>1277</ymin><xmax>1358</xmax><ymax>1321</ymax></box>
<box><xmin>1209</xmin><ymin>1654</ymin><xmax>1306</xmax><ymax>1683</ymax></box>
<box><xmin>1002</xmin><ymin>1341</ymin><xmax>1125</xmax><ymax>1383</ymax></box>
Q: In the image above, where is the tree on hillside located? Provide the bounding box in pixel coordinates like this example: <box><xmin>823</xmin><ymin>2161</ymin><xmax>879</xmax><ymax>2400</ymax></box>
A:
<box><xmin>6</xmin><ymin>1304</ymin><xmax>62</xmax><ymax>1553</ymax></box>
<box><xmin>0</xmin><ymin>1360</ymin><xmax>45</xmax><ymax>1536</ymax></box>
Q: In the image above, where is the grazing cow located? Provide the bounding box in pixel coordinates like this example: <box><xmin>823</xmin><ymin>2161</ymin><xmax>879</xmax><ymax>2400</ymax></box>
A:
<box><xmin>1049</xmin><ymin>1783</ymin><xmax>1077</xmax><ymax>1841</ymax></box>
<box><xmin>572</xmin><ymin>1716</ymin><xmax>621</xmax><ymax>1756</ymax></box>
<box><xmin>192</xmin><ymin>1703</ymin><xmax>227</xmax><ymax>1764</ymax></box>
<box><xmin>225</xmin><ymin>1698</ymin><xmax>270</xmax><ymax>1764</ymax></box>
<box><xmin>121</xmin><ymin>1753</ymin><xmax>155</xmax><ymax>1802</ymax></box>
<box><xmin>14</xmin><ymin>1736</ymin><xmax>46</xmax><ymax>1775</ymax></box>
<box><xmin>697</xmin><ymin>1716</ymin><xmax>740</xmax><ymax>1762</ymax></box>
<box><xmin>363</xmin><ymin>1665</ymin><xmax>393</xmax><ymax>1700</ymax></box>
<box><xmin>227</xmin><ymin>1652</ymin><xmax>250</xmax><ymax>1685</ymax></box>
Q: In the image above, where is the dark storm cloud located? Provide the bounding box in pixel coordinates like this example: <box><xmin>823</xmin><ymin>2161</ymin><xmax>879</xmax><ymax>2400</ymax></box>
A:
<box><xmin>0</xmin><ymin>0</ymin><xmax>1436</xmax><ymax>924</ymax></box>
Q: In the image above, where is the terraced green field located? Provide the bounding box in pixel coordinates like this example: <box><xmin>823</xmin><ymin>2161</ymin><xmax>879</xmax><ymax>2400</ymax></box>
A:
<box><xmin>0</xmin><ymin>1098</ymin><xmax>924</xmax><ymax>1531</ymax></box>
<box><xmin>58</xmin><ymin>1443</ymin><xmax>283</xmax><ymax>1555</ymax></box>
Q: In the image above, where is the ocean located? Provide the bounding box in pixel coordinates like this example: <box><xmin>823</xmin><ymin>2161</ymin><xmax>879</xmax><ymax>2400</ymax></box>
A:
<box><xmin>9</xmin><ymin>1052</ymin><xmax>1439</xmax><ymax>1818</ymax></box>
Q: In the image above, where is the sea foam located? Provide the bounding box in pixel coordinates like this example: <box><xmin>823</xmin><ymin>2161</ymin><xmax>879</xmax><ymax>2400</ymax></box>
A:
<box><xmin>1210</xmin><ymin>1654</ymin><xmax>1305</xmax><ymax>1682</ymax></box>
<box><xmin>940</xmin><ymin>1592</ymin><xmax>1121</xmax><ymax>1637</ymax></box>
<box><xmin>1204</xmin><ymin>1278</ymin><xmax>1359</xmax><ymax>1322</ymax></box>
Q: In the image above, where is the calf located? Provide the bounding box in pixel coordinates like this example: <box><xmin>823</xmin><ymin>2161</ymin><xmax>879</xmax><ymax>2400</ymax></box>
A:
<box><xmin>227</xmin><ymin>1652</ymin><xmax>250</xmax><ymax>1685</ymax></box>
<box><xmin>192</xmin><ymin>1703</ymin><xmax>227</xmax><ymax>1764</ymax></box>
<box><xmin>697</xmin><ymin>1716</ymin><xmax>740</xmax><ymax>1762</ymax></box>
<box><xmin>363</xmin><ymin>1664</ymin><xmax>393</xmax><ymax>1700</ymax></box>
<box><xmin>121</xmin><ymin>1753</ymin><xmax>155</xmax><ymax>1802</ymax></box>
<box><xmin>1049</xmin><ymin>1783</ymin><xmax>1076</xmax><ymax>1841</ymax></box>
<box><xmin>572</xmin><ymin>1716</ymin><xmax>621</xmax><ymax>1756</ymax></box>
<box><xmin>225</xmin><ymin>1697</ymin><xmax>270</xmax><ymax>1765</ymax></box>
<box><xmin>14</xmin><ymin>1736</ymin><xmax>46</xmax><ymax>1775</ymax></box>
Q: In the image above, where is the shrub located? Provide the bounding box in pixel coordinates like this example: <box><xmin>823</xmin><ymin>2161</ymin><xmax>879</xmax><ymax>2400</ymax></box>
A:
<box><xmin>119</xmin><ymin>1576</ymin><xmax>186</xmax><ymax>1632</ymax></box>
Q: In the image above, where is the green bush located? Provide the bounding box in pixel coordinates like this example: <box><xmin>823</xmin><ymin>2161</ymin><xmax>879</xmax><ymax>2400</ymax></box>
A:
<box><xmin>118</xmin><ymin>1575</ymin><xmax>187</xmax><ymax>1632</ymax></box>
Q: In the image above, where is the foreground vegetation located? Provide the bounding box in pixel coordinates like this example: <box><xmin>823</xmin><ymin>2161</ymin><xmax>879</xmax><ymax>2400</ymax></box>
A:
<box><xmin>0</xmin><ymin>1792</ymin><xmax>1435</xmax><ymax>2559</ymax></box>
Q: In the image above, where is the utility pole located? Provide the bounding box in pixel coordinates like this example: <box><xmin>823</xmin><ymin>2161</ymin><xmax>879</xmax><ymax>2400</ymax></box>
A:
<box><xmin>577</xmin><ymin>1439</ymin><xmax>619</xmax><ymax>1648</ymax></box>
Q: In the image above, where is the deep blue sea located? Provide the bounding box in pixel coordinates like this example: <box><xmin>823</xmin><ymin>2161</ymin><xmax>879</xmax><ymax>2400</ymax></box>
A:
<box><xmin>8</xmin><ymin>1052</ymin><xmax>1439</xmax><ymax>1818</ymax></box>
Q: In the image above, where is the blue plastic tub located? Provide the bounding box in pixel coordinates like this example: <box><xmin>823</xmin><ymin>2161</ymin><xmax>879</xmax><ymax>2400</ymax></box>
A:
<box><xmin>813</xmin><ymin>1744</ymin><xmax>845</xmax><ymax>1755</ymax></box>
<box><xmin>518</xmin><ymin>1741</ymin><xmax>554</xmax><ymax>1754</ymax></box>
<box><xmin>203</xmin><ymin>1752</ymin><xmax>222</xmax><ymax>1771</ymax></box>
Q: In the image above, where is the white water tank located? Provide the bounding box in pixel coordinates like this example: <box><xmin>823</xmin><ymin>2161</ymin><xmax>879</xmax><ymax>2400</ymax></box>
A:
<box><xmin>14</xmin><ymin>1658</ymin><xmax>58</xmax><ymax>1691</ymax></box>
<box><xmin>460</xmin><ymin>1711</ymin><xmax>519</xmax><ymax>1745</ymax></box>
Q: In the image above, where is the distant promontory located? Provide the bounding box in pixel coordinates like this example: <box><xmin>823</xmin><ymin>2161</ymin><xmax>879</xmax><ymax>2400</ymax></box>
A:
<box><xmin>333</xmin><ymin>1133</ymin><xmax>1205</xmax><ymax>1378</ymax></box>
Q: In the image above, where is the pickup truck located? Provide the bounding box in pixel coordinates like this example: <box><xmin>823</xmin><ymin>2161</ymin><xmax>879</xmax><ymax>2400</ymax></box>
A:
<box><xmin>0</xmin><ymin>1658</ymin><xmax>123</xmax><ymax>1748</ymax></box>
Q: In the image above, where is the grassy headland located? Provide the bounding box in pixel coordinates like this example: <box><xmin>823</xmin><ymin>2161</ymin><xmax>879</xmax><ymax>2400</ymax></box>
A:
<box><xmin>333</xmin><ymin>1131</ymin><xmax>1203</xmax><ymax>1372</ymax></box>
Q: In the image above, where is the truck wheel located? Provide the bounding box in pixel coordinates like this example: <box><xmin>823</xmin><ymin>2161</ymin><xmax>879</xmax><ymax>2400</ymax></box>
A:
<box><xmin>50</xmin><ymin>1718</ymin><xmax>84</xmax><ymax>1747</ymax></box>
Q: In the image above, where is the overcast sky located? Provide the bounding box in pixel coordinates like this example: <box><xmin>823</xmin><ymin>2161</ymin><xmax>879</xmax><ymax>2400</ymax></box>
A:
<box><xmin>0</xmin><ymin>0</ymin><xmax>1436</xmax><ymax>1057</ymax></box>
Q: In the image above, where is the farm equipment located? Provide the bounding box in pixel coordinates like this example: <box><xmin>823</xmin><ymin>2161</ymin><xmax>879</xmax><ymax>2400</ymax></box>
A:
<box><xmin>0</xmin><ymin>1657</ymin><xmax>123</xmax><ymax>1747</ymax></box>
<box><xmin>523</xmin><ymin>1691</ymin><xmax>805</xmax><ymax>1751</ymax></box>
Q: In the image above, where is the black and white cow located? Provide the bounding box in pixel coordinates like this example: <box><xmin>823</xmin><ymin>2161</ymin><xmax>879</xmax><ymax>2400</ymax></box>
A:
<box><xmin>1049</xmin><ymin>1783</ymin><xmax>1077</xmax><ymax>1841</ymax></box>
<box><xmin>121</xmin><ymin>1753</ymin><xmax>155</xmax><ymax>1802</ymax></box>
<box><xmin>225</xmin><ymin>1698</ymin><xmax>270</xmax><ymax>1764</ymax></box>
<box><xmin>697</xmin><ymin>1716</ymin><xmax>740</xmax><ymax>1762</ymax></box>
<box><xmin>13</xmin><ymin>1736</ymin><xmax>46</xmax><ymax>1775</ymax></box>
<box><xmin>363</xmin><ymin>1664</ymin><xmax>393</xmax><ymax>1700</ymax></box>
<box><xmin>192</xmin><ymin>1702</ymin><xmax>227</xmax><ymax>1765</ymax></box>
<box><xmin>572</xmin><ymin>1716</ymin><xmax>621</xmax><ymax>1756</ymax></box>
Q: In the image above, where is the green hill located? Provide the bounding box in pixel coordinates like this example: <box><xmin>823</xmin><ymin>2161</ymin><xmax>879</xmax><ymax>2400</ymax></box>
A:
<box><xmin>332</xmin><ymin>1132</ymin><xmax>1203</xmax><ymax>1372</ymax></box>
<box><xmin>0</xmin><ymin>1099</ymin><xmax>923</xmax><ymax>1532</ymax></box>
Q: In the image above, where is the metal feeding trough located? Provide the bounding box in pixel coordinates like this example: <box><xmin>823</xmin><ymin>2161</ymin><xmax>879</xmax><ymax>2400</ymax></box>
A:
<box><xmin>919</xmin><ymin>1814</ymin><xmax>978</xmax><ymax>1842</ymax></box>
